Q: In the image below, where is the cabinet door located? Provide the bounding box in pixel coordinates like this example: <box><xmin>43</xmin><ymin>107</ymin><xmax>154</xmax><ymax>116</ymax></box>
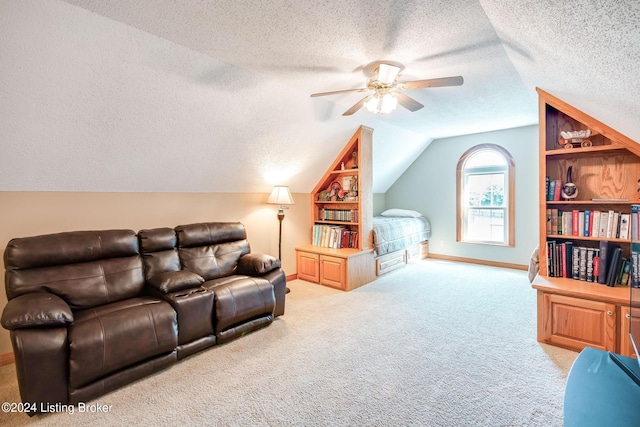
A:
<box><xmin>297</xmin><ymin>251</ymin><xmax>319</xmax><ymax>283</ymax></box>
<box><xmin>620</xmin><ymin>305</ymin><xmax>640</xmax><ymax>358</ymax></box>
<box><xmin>540</xmin><ymin>293</ymin><xmax>616</xmax><ymax>352</ymax></box>
<box><xmin>319</xmin><ymin>255</ymin><xmax>345</xmax><ymax>289</ymax></box>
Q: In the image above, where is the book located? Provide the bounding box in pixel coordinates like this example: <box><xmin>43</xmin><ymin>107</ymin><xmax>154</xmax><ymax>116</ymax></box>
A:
<box><xmin>593</xmin><ymin>254</ymin><xmax>600</xmax><ymax>283</ymax></box>
<box><xmin>619</xmin><ymin>259</ymin><xmax>631</xmax><ymax>286</ymax></box>
<box><xmin>632</xmin><ymin>205</ymin><xmax>640</xmax><ymax>241</ymax></box>
<box><xmin>591</xmin><ymin>211</ymin><xmax>601</xmax><ymax>238</ymax></box>
<box><xmin>583</xmin><ymin>210</ymin><xmax>591</xmax><ymax>237</ymax></box>
<box><xmin>599</xmin><ymin>212</ymin><xmax>609</xmax><ymax>237</ymax></box>
<box><xmin>551</xmin><ymin>209</ymin><xmax>559</xmax><ymax>235</ymax></box>
<box><xmin>606</xmin><ymin>210</ymin><xmax>615</xmax><ymax>238</ymax></box>
<box><xmin>554</xmin><ymin>179</ymin><xmax>562</xmax><ymax>201</ymax></box>
<box><xmin>619</xmin><ymin>213</ymin><xmax>630</xmax><ymax>240</ymax></box>
<box><xmin>598</xmin><ymin>241</ymin><xmax>620</xmax><ymax>285</ymax></box>
<box><xmin>578</xmin><ymin>246</ymin><xmax>587</xmax><ymax>281</ymax></box>
<box><xmin>586</xmin><ymin>247</ymin><xmax>595</xmax><ymax>281</ymax></box>
<box><xmin>564</xmin><ymin>242</ymin><xmax>573</xmax><ymax>278</ymax></box>
<box><xmin>546</xmin><ymin>177</ymin><xmax>554</xmax><ymax>201</ymax></box>
<box><xmin>606</xmin><ymin>247</ymin><xmax>623</xmax><ymax>287</ymax></box>
<box><xmin>578</xmin><ymin>211</ymin><xmax>585</xmax><ymax>237</ymax></box>
<box><xmin>572</xmin><ymin>210</ymin><xmax>580</xmax><ymax>236</ymax></box>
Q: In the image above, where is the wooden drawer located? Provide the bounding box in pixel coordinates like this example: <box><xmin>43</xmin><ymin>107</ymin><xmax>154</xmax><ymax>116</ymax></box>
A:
<box><xmin>406</xmin><ymin>241</ymin><xmax>429</xmax><ymax>263</ymax></box>
<box><xmin>376</xmin><ymin>250</ymin><xmax>406</xmax><ymax>276</ymax></box>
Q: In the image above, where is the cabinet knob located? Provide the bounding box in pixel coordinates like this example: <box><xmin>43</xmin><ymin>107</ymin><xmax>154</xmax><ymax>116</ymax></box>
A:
<box><xmin>627</xmin><ymin>313</ymin><xmax>631</xmax><ymax>319</ymax></box>
<box><xmin>607</xmin><ymin>311</ymin><xmax>613</xmax><ymax>316</ymax></box>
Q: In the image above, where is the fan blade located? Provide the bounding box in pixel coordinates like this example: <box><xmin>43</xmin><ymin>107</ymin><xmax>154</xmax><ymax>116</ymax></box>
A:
<box><xmin>394</xmin><ymin>92</ymin><xmax>424</xmax><ymax>112</ymax></box>
<box><xmin>310</xmin><ymin>88</ymin><xmax>369</xmax><ymax>97</ymax></box>
<box><xmin>398</xmin><ymin>76</ymin><xmax>464</xmax><ymax>90</ymax></box>
<box><xmin>342</xmin><ymin>95</ymin><xmax>373</xmax><ymax>116</ymax></box>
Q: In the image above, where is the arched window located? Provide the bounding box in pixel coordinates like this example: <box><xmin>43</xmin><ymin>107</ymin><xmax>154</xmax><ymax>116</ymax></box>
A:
<box><xmin>456</xmin><ymin>144</ymin><xmax>515</xmax><ymax>246</ymax></box>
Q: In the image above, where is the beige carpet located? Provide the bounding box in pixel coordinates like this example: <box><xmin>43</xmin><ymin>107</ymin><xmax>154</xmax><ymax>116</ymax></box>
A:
<box><xmin>0</xmin><ymin>259</ymin><xmax>577</xmax><ymax>426</ymax></box>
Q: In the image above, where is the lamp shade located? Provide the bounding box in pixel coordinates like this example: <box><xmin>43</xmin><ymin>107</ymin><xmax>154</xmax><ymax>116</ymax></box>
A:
<box><xmin>267</xmin><ymin>186</ymin><xmax>295</xmax><ymax>206</ymax></box>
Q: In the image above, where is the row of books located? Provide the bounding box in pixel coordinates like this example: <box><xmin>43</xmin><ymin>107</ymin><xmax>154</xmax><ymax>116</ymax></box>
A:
<box><xmin>631</xmin><ymin>205</ymin><xmax>640</xmax><ymax>287</ymax></box>
<box><xmin>545</xmin><ymin>178</ymin><xmax>564</xmax><ymax>201</ymax></box>
<box><xmin>631</xmin><ymin>241</ymin><xmax>640</xmax><ymax>288</ymax></box>
<box><xmin>312</xmin><ymin>225</ymin><xmax>359</xmax><ymax>249</ymax></box>
<box><xmin>546</xmin><ymin>240</ymin><xmax>630</xmax><ymax>286</ymax></box>
<box><xmin>318</xmin><ymin>209</ymin><xmax>359</xmax><ymax>223</ymax></box>
<box><xmin>546</xmin><ymin>209</ymin><xmax>630</xmax><ymax>240</ymax></box>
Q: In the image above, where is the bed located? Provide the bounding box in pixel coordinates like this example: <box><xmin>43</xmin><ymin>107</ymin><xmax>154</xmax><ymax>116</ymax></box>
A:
<box><xmin>372</xmin><ymin>209</ymin><xmax>431</xmax><ymax>275</ymax></box>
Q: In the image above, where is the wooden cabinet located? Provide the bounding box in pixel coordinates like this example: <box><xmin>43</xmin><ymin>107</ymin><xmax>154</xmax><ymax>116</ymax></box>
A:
<box><xmin>296</xmin><ymin>250</ymin><xmax>320</xmax><ymax>283</ymax></box>
<box><xmin>538</xmin><ymin>290</ymin><xmax>617</xmax><ymax>351</ymax></box>
<box><xmin>534</xmin><ymin>275</ymin><xmax>630</xmax><ymax>353</ymax></box>
<box><xmin>295</xmin><ymin>126</ymin><xmax>376</xmax><ymax>291</ymax></box>
<box><xmin>620</xmin><ymin>305</ymin><xmax>640</xmax><ymax>358</ymax></box>
<box><xmin>295</xmin><ymin>245</ymin><xmax>375</xmax><ymax>291</ymax></box>
<box><xmin>319</xmin><ymin>255</ymin><xmax>345</xmax><ymax>289</ymax></box>
<box><xmin>533</xmin><ymin>88</ymin><xmax>639</xmax><ymax>353</ymax></box>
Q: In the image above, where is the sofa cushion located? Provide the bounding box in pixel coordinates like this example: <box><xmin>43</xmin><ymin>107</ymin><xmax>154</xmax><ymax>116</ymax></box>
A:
<box><xmin>138</xmin><ymin>228</ymin><xmax>181</xmax><ymax>280</ymax></box>
<box><xmin>175</xmin><ymin>222</ymin><xmax>251</xmax><ymax>280</ymax></box>
<box><xmin>5</xmin><ymin>256</ymin><xmax>145</xmax><ymax>311</ymax></box>
<box><xmin>178</xmin><ymin>241</ymin><xmax>250</xmax><ymax>280</ymax></box>
<box><xmin>175</xmin><ymin>222</ymin><xmax>247</xmax><ymax>247</ymax></box>
<box><xmin>4</xmin><ymin>230</ymin><xmax>145</xmax><ymax>310</ymax></box>
<box><xmin>148</xmin><ymin>270</ymin><xmax>205</xmax><ymax>294</ymax></box>
<box><xmin>68</xmin><ymin>297</ymin><xmax>177</xmax><ymax>390</ymax></box>
<box><xmin>203</xmin><ymin>276</ymin><xmax>275</xmax><ymax>334</ymax></box>
<box><xmin>4</xmin><ymin>229</ymin><xmax>138</xmax><ymax>270</ymax></box>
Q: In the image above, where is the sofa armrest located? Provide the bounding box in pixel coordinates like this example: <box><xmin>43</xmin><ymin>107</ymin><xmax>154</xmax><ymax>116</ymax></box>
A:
<box><xmin>147</xmin><ymin>270</ymin><xmax>205</xmax><ymax>293</ymax></box>
<box><xmin>1</xmin><ymin>293</ymin><xmax>73</xmax><ymax>330</ymax></box>
<box><xmin>237</xmin><ymin>253</ymin><xmax>281</xmax><ymax>276</ymax></box>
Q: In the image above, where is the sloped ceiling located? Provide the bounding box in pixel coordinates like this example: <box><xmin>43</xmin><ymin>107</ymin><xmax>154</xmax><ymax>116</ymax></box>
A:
<box><xmin>1</xmin><ymin>0</ymin><xmax>638</xmax><ymax>193</ymax></box>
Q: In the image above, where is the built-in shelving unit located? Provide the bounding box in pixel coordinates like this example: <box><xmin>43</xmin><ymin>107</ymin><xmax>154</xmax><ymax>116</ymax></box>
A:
<box><xmin>295</xmin><ymin>126</ymin><xmax>375</xmax><ymax>291</ymax></box>
<box><xmin>532</xmin><ymin>88</ymin><xmax>639</xmax><ymax>356</ymax></box>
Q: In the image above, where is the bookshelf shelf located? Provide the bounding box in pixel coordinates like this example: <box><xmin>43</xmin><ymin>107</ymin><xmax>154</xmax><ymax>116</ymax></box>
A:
<box><xmin>315</xmin><ymin>220</ymin><xmax>360</xmax><ymax>226</ymax></box>
<box><xmin>534</xmin><ymin>88</ymin><xmax>639</xmax><ymax>356</ymax></box>
<box><xmin>314</xmin><ymin>201</ymin><xmax>359</xmax><ymax>205</ymax></box>
<box><xmin>545</xmin><ymin>144</ymin><xmax>627</xmax><ymax>156</ymax></box>
<box><xmin>546</xmin><ymin>234</ymin><xmax>630</xmax><ymax>243</ymax></box>
<box><xmin>546</xmin><ymin>201</ymin><xmax>635</xmax><ymax>205</ymax></box>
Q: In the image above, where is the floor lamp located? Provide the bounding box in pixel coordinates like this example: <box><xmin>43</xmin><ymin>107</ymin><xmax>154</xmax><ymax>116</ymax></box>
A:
<box><xmin>267</xmin><ymin>186</ymin><xmax>295</xmax><ymax>292</ymax></box>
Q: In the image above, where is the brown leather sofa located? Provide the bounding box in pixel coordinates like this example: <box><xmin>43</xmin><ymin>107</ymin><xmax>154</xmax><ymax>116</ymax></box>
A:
<box><xmin>1</xmin><ymin>222</ymin><xmax>286</xmax><ymax>415</ymax></box>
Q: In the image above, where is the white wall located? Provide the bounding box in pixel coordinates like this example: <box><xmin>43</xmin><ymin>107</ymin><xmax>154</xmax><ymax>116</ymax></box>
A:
<box><xmin>0</xmin><ymin>0</ymin><xmax>430</xmax><ymax>194</ymax></box>
<box><xmin>385</xmin><ymin>125</ymin><xmax>539</xmax><ymax>265</ymax></box>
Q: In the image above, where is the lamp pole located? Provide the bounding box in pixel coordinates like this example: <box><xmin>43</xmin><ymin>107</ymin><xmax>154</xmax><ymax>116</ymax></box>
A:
<box><xmin>277</xmin><ymin>209</ymin><xmax>285</xmax><ymax>260</ymax></box>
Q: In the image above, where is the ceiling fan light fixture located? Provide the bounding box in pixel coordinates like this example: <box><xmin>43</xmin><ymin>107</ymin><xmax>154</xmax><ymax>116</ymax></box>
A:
<box><xmin>365</xmin><ymin>92</ymin><xmax>398</xmax><ymax>114</ymax></box>
<box><xmin>377</xmin><ymin>63</ymin><xmax>400</xmax><ymax>85</ymax></box>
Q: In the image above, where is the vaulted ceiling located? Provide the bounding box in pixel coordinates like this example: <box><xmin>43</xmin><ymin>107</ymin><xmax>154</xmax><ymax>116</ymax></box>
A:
<box><xmin>1</xmin><ymin>1</ymin><xmax>638</xmax><ymax>193</ymax></box>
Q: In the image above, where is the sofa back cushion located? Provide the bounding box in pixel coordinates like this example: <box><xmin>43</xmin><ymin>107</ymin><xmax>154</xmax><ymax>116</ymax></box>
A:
<box><xmin>138</xmin><ymin>227</ymin><xmax>180</xmax><ymax>280</ymax></box>
<box><xmin>175</xmin><ymin>222</ymin><xmax>250</xmax><ymax>280</ymax></box>
<box><xmin>4</xmin><ymin>230</ymin><xmax>144</xmax><ymax>310</ymax></box>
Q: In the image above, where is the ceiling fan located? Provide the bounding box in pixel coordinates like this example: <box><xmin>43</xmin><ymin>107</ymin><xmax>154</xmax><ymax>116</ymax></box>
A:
<box><xmin>310</xmin><ymin>62</ymin><xmax>463</xmax><ymax>116</ymax></box>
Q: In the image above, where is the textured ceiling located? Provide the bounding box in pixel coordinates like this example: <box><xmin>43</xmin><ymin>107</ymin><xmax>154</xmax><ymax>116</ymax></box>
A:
<box><xmin>1</xmin><ymin>0</ymin><xmax>639</xmax><ymax>193</ymax></box>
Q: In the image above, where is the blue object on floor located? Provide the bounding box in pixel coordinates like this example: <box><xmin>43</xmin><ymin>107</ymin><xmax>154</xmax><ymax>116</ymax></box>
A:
<box><xmin>564</xmin><ymin>347</ymin><xmax>640</xmax><ymax>427</ymax></box>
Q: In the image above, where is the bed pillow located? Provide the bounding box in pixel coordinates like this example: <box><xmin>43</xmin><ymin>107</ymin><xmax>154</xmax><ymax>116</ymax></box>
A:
<box><xmin>380</xmin><ymin>208</ymin><xmax>423</xmax><ymax>218</ymax></box>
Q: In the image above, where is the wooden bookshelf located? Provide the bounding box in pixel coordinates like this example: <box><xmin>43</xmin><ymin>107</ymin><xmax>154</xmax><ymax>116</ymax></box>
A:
<box><xmin>295</xmin><ymin>126</ymin><xmax>375</xmax><ymax>291</ymax></box>
<box><xmin>532</xmin><ymin>88</ymin><xmax>638</xmax><ymax>356</ymax></box>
